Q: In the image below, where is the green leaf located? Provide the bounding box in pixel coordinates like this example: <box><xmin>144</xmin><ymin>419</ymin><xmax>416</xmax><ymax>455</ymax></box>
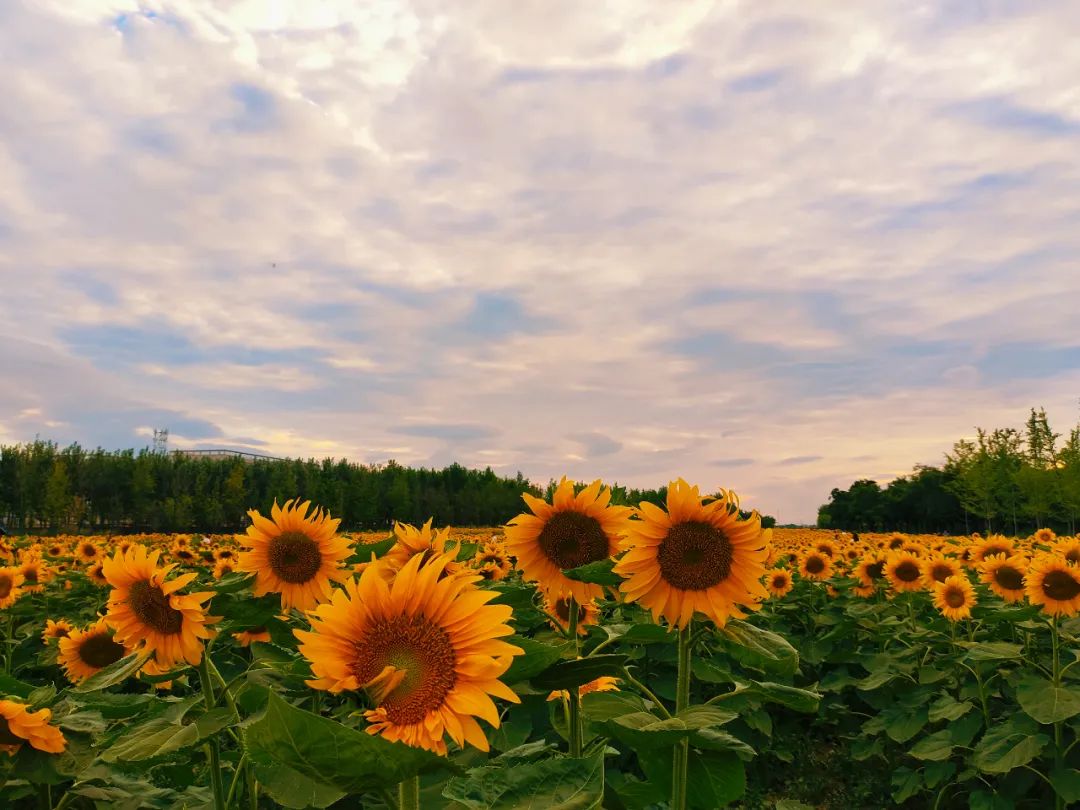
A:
<box><xmin>253</xmin><ymin>761</ymin><xmax>347</xmax><ymax>810</ymax></box>
<box><xmin>884</xmin><ymin>706</ymin><xmax>929</xmax><ymax>743</ymax></box>
<box><xmin>65</xmin><ymin>692</ymin><xmax>158</xmax><ymax>719</ymax></box>
<box><xmin>101</xmin><ymin>707</ymin><xmax>235</xmax><ymax>763</ymax></box>
<box><xmin>960</xmin><ymin>641</ymin><xmax>1024</xmax><ymax>661</ymax></box>
<box><xmin>968</xmin><ymin>790</ymin><xmax>1015</xmax><ymax>810</ymax></box>
<box><xmin>501</xmin><ymin>636</ymin><xmax>571</xmax><ymax>684</ymax></box>
<box><xmin>891</xmin><ymin>766</ymin><xmax>921</xmax><ymax>803</ymax></box>
<box><xmin>909</xmin><ymin>730</ymin><xmax>954</xmax><ymax>761</ymax></box>
<box><xmin>0</xmin><ymin>674</ymin><xmax>35</xmax><ymax>698</ymax></box>
<box><xmin>602</xmin><ymin>622</ymin><xmax>675</xmax><ymax>645</ymax></box>
<box><xmin>928</xmin><ymin>696</ymin><xmax>973</xmax><ymax>723</ymax></box>
<box><xmin>211</xmin><ymin>592</ymin><xmax>282</xmax><ymax>632</ymax></box>
<box><xmin>1016</xmin><ymin>675</ymin><xmax>1080</xmax><ymax>724</ymax></box>
<box><xmin>689</xmin><ymin>727</ymin><xmax>757</xmax><ymax>759</ymax></box>
<box><xmin>531</xmin><ymin>654</ymin><xmax>628</xmax><ymax>691</ymax></box>
<box><xmin>923</xmin><ymin>760</ymin><xmax>956</xmax><ymax>789</ymax></box>
<box><xmin>443</xmin><ymin>752</ymin><xmax>604</xmax><ymax>809</ymax></box>
<box><xmin>210</xmin><ymin>571</ymin><xmax>256</xmax><ymax>594</ymax></box>
<box><xmin>973</xmin><ymin>717</ymin><xmax>1048</xmax><ymax>774</ymax></box>
<box><xmin>1050</xmin><ymin>768</ymin><xmax>1080</xmax><ymax>804</ymax></box>
<box><xmin>600</xmin><ymin>705</ymin><xmax>737</xmax><ymax>750</ymax></box>
<box><xmin>563</xmin><ymin>559</ymin><xmax>620</xmax><ymax>586</ymax></box>
<box><xmin>346</xmin><ymin>536</ymin><xmax>395</xmax><ymax>563</ymax></box>
<box><xmin>688</xmin><ymin>750</ymin><xmax>746</xmax><ymax>808</ymax></box>
<box><xmin>710</xmin><ymin>680</ymin><xmax>821</xmax><ymax>713</ymax></box>
<box><xmin>715</xmin><ymin>620</ymin><xmax>798</xmax><ymax>677</ymax></box>
<box><xmin>243</xmin><ymin>692</ymin><xmax>444</xmax><ymax>794</ymax></box>
<box><xmin>74</xmin><ymin>650</ymin><xmax>153</xmax><ymax>692</ymax></box>
<box><xmin>580</xmin><ymin>690</ymin><xmax>648</xmax><ymax>723</ymax></box>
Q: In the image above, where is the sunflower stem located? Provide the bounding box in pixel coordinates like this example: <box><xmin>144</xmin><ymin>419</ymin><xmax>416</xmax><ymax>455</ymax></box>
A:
<box><xmin>197</xmin><ymin>654</ymin><xmax>227</xmax><ymax>810</ymax></box>
<box><xmin>1052</xmin><ymin>615</ymin><xmax>1064</xmax><ymax>810</ymax></box>
<box><xmin>398</xmin><ymin>774</ymin><xmax>420</xmax><ymax>810</ymax></box>
<box><xmin>567</xmin><ymin>599</ymin><xmax>584</xmax><ymax>758</ymax></box>
<box><xmin>672</xmin><ymin>623</ymin><xmax>693</xmax><ymax>810</ymax></box>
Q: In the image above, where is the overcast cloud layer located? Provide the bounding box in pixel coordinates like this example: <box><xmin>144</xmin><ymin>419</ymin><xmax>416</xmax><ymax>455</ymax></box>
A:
<box><xmin>2</xmin><ymin>1</ymin><xmax>1080</xmax><ymax>523</ymax></box>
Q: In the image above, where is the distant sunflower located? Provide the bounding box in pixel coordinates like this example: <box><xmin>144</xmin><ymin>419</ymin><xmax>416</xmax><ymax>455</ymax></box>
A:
<box><xmin>75</xmin><ymin>541</ymin><xmax>100</xmax><ymax>565</ymax></box>
<box><xmin>766</xmin><ymin>569</ymin><xmax>794</xmax><ymax>598</ymax></box>
<box><xmin>238</xmin><ymin>499</ymin><xmax>351</xmax><ymax>611</ymax></box>
<box><xmin>614</xmin><ymin>480</ymin><xmax>768</xmax><ymax>628</ymax></box>
<box><xmin>798</xmin><ymin>552</ymin><xmax>832</xmax><ymax>581</ymax></box>
<box><xmin>0</xmin><ymin>567</ymin><xmax>25</xmax><ymax>609</ymax></box>
<box><xmin>933</xmin><ymin>575</ymin><xmax>977</xmax><ymax>621</ymax></box>
<box><xmin>921</xmin><ymin>554</ymin><xmax>962</xmax><ymax>587</ymax></box>
<box><xmin>473</xmin><ymin>543</ymin><xmax>511</xmax><ymax>580</ymax></box>
<box><xmin>58</xmin><ymin>619</ymin><xmax>130</xmax><ymax>684</ymax></box>
<box><xmin>852</xmin><ymin>583</ymin><xmax>876</xmax><ymax>599</ymax></box>
<box><xmin>172</xmin><ymin>545</ymin><xmax>198</xmax><ymax>565</ymax></box>
<box><xmin>103</xmin><ymin>546</ymin><xmax>217</xmax><ymax>668</ymax></box>
<box><xmin>506</xmin><ymin>478</ymin><xmax>632</xmax><ymax>604</ymax></box>
<box><xmin>855</xmin><ymin>554</ymin><xmax>887</xmax><ymax>588</ymax></box>
<box><xmin>87</xmin><ymin>562</ymin><xmax>109</xmax><ymax>586</ymax></box>
<box><xmin>884</xmin><ymin>551</ymin><xmax>924</xmax><ymax>593</ymax></box>
<box><xmin>382</xmin><ymin>520</ymin><xmax>463</xmax><ymax>578</ymax></box>
<box><xmin>1033</xmin><ymin>528</ymin><xmax>1057</xmax><ymax>546</ymax></box>
<box><xmin>474</xmin><ymin>561</ymin><xmax>508</xmax><ymax>582</ymax></box>
<box><xmin>548</xmin><ymin>674</ymin><xmax>619</xmax><ymax>702</ymax></box>
<box><xmin>233</xmin><ymin>626</ymin><xmax>272</xmax><ymax>647</ymax></box>
<box><xmin>814</xmin><ymin>539</ymin><xmax>837</xmax><ymax>558</ymax></box>
<box><xmin>1025</xmin><ymin>555</ymin><xmax>1080</xmax><ymax>617</ymax></box>
<box><xmin>1053</xmin><ymin>537</ymin><xmax>1080</xmax><ymax>566</ymax></box>
<box><xmin>41</xmin><ymin>619</ymin><xmax>74</xmax><ymax>644</ymax></box>
<box><xmin>45</xmin><ymin>542</ymin><xmax>66</xmax><ymax>558</ymax></box>
<box><xmin>886</xmin><ymin>534</ymin><xmax>906</xmax><ymax>551</ymax></box>
<box><xmin>214</xmin><ymin>548</ymin><xmax>238</xmax><ymax>563</ymax></box>
<box><xmin>0</xmin><ymin>700</ymin><xmax>66</xmax><ymax>755</ymax></box>
<box><xmin>19</xmin><ymin>559</ymin><xmax>49</xmax><ymax>593</ymax></box>
<box><xmin>544</xmin><ymin>594</ymin><xmax>599</xmax><ymax>636</ymax></box>
<box><xmin>296</xmin><ymin>552</ymin><xmax>522</xmax><ymax>755</ymax></box>
<box><xmin>979</xmin><ymin>553</ymin><xmax>1028</xmax><ymax>603</ymax></box>
<box><xmin>213</xmin><ymin>560</ymin><xmax>236</xmax><ymax>579</ymax></box>
<box><xmin>971</xmin><ymin>535</ymin><xmax>1015</xmax><ymax>565</ymax></box>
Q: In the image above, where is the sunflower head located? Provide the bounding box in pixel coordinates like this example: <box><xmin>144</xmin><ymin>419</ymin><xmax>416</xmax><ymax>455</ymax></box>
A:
<box><xmin>971</xmin><ymin>535</ymin><xmax>1015</xmax><ymax>565</ymax></box>
<box><xmin>58</xmin><ymin>619</ymin><xmax>131</xmax><ymax>684</ymax></box>
<box><xmin>921</xmin><ymin>554</ymin><xmax>961</xmax><ymax>587</ymax></box>
<box><xmin>41</xmin><ymin>619</ymin><xmax>74</xmax><ymax>644</ymax></box>
<box><xmin>237</xmin><ymin>499</ymin><xmax>351</xmax><ymax>611</ymax></box>
<box><xmin>548</xmin><ymin>674</ymin><xmax>619</xmax><ymax>702</ymax></box>
<box><xmin>0</xmin><ymin>700</ymin><xmax>66</xmax><ymax>756</ymax></box>
<box><xmin>887</xmin><ymin>534</ymin><xmax>906</xmax><ymax>550</ymax></box>
<box><xmin>233</xmin><ymin>626</ymin><xmax>272</xmax><ymax>647</ymax></box>
<box><xmin>544</xmin><ymin>594</ymin><xmax>600</xmax><ymax>636</ymax></box>
<box><xmin>75</xmin><ymin>541</ymin><xmax>100</xmax><ymax>564</ymax></box>
<box><xmin>884</xmin><ymin>551</ymin><xmax>924</xmax><ymax>592</ymax></box>
<box><xmin>614</xmin><ymin>480</ymin><xmax>768</xmax><ymax>628</ymax></box>
<box><xmin>933</xmin><ymin>575</ymin><xmax>976</xmax><ymax>621</ymax></box>
<box><xmin>1053</xmin><ymin>538</ymin><xmax>1080</xmax><ymax>566</ymax></box>
<box><xmin>855</xmin><ymin>554</ymin><xmax>886</xmax><ymax>588</ymax></box>
<box><xmin>382</xmin><ymin>520</ymin><xmax>463</xmax><ymax>578</ymax></box>
<box><xmin>0</xmin><ymin>566</ymin><xmax>25</xmax><ymax>609</ymax></box>
<box><xmin>979</xmin><ymin>553</ymin><xmax>1028</xmax><ymax>603</ymax></box>
<box><xmin>505</xmin><ymin>478</ymin><xmax>632</xmax><ymax>604</ymax></box>
<box><xmin>766</xmin><ymin>569</ymin><xmax>794</xmax><ymax>598</ymax></box>
<box><xmin>1026</xmin><ymin>555</ymin><xmax>1080</xmax><ymax>617</ymax></box>
<box><xmin>1034</xmin><ymin>528</ymin><xmax>1057</xmax><ymax>546</ymax></box>
<box><xmin>798</xmin><ymin>552</ymin><xmax>832</xmax><ymax>582</ymax></box>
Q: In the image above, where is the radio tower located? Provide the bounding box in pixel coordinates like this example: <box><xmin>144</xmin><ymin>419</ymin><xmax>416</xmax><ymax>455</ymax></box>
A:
<box><xmin>152</xmin><ymin>428</ymin><xmax>169</xmax><ymax>454</ymax></box>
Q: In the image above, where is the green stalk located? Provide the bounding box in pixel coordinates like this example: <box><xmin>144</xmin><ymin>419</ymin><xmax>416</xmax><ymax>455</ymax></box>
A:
<box><xmin>198</xmin><ymin>655</ymin><xmax>226</xmax><ymax>810</ymax></box>
<box><xmin>398</xmin><ymin>774</ymin><xmax>420</xmax><ymax>810</ymax></box>
<box><xmin>671</xmin><ymin>623</ymin><xmax>693</xmax><ymax>810</ymax></box>
<box><xmin>1052</xmin><ymin>616</ymin><xmax>1064</xmax><ymax>810</ymax></box>
<box><xmin>567</xmin><ymin>599</ymin><xmax>583</xmax><ymax>757</ymax></box>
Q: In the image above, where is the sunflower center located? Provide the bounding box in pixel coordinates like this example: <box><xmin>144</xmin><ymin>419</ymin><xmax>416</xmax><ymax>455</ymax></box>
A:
<box><xmin>81</xmin><ymin>544</ymin><xmax>96</xmax><ymax>557</ymax></box>
<box><xmin>24</xmin><ymin>568</ymin><xmax>38</xmax><ymax>584</ymax></box>
<box><xmin>816</xmin><ymin>545</ymin><xmax>834</xmax><ymax>557</ymax></box>
<box><xmin>268</xmin><ymin>531</ymin><xmax>323</xmax><ymax>583</ymax></box>
<box><xmin>944</xmin><ymin>587</ymin><xmax>966</xmax><ymax>608</ymax></box>
<box><xmin>982</xmin><ymin>544</ymin><xmax>1009</xmax><ymax>559</ymax></box>
<box><xmin>129</xmin><ymin>580</ymin><xmax>184</xmax><ymax>635</ymax></box>
<box><xmin>889</xmin><ymin>538</ymin><xmax>904</xmax><ymax>549</ymax></box>
<box><xmin>865</xmin><ymin>561</ymin><xmax>885</xmax><ymax>580</ymax></box>
<box><xmin>0</xmin><ymin>717</ymin><xmax>23</xmax><ymax>747</ymax></box>
<box><xmin>0</xmin><ymin>574</ymin><xmax>12</xmax><ymax>599</ymax></box>
<box><xmin>536</xmin><ymin>511</ymin><xmax>609</xmax><ymax>570</ymax></box>
<box><xmin>352</xmin><ymin>615</ymin><xmax>456</xmax><ymax>726</ymax></box>
<box><xmin>657</xmin><ymin>521</ymin><xmax>733</xmax><ymax>591</ymax></box>
<box><xmin>1043</xmin><ymin>570</ymin><xmax>1080</xmax><ymax>602</ymax></box>
<box><xmin>931</xmin><ymin>563</ymin><xmax>954</xmax><ymax>583</ymax></box>
<box><xmin>1067</xmin><ymin>549</ymin><xmax>1080</xmax><ymax>565</ymax></box>
<box><xmin>79</xmin><ymin>633</ymin><xmax>127</xmax><ymax>669</ymax></box>
<box><xmin>771</xmin><ymin>574</ymin><xmax>787</xmax><ymax>589</ymax></box>
<box><xmin>804</xmin><ymin>556</ymin><xmax>826</xmax><ymax>575</ymax></box>
<box><xmin>993</xmin><ymin>565</ymin><xmax>1024</xmax><ymax>591</ymax></box>
<box><xmin>895</xmin><ymin>561</ymin><xmax>921</xmax><ymax>583</ymax></box>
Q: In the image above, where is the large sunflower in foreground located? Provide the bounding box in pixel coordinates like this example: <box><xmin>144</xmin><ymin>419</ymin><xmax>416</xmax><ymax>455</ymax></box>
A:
<box><xmin>506</xmin><ymin>478</ymin><xmax>633</xmax><ymax>603</ymax></box>
<box><xmin>103</xmin><ymin>545</ymin><xmax>217</xmax><ymax>668</ymax></box>
<box><xmin>238</xmin><ymin>499</ymin><xmax>351</xmax><ymax>611</ymax></box>
<box><xmin>1025</xmin><ymin>555</ymin><xmax>1080</xmax><ymax>617</ymax></box>
<box><xmin>58</xmin><ymin>619</ymin><xmax>131</xmax><ymax>684</ymax></box>
<box><xmin>614</xmin><ymin>480</ymin><xmax>769</xmax><ymax>628</ymax></box>
<box><xmin>933</xmin><ymin>575</ymin><xmax>977</xmax><ymax>621</ymax></box>
<box><xmin>296</xmin><ymin>552</ymin><xmax>522</xmax><ymax>755</ymax></box>
<box><xmin>0</xmin><ymin>700</ymin><xmax>66</xmax><ymax>755</ymax></box>
<box><xmin>979</xmin><ymin>553</ymin><xmax>1028</xmax><ymax>603</ymax></box>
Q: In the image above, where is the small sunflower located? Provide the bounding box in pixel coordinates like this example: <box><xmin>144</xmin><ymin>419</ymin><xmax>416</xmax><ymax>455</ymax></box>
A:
<box><xmin>1025</xmin><ymin>555</ymin><xmax>1080</xmax><ymax>617</ymax></box>
<box><xmin>920</xmin><ymin>553</ymin><xmax>961</xmax><ymax>587</ymax></box>
<box><xmin>296</xmin><ymin>552</ymin><xmax>522</xmax><ymax>755</ymax></box>
<box><xmin>474</xmin><ymin>561</ymin><xmax>508</xmax><ymax>582</ymax></box>
<box><xmin>614</xmin><ymin>480</ymin><xmax>768</xmax><ymax>628</ymax></box>
<box><xmin>886</xmin><ymin>534</ymin><xmax>906</xmax><ymax>551</ymax></box>
<box><xmin>87</xmin><ymin>562</ymin><xmax>109</xmax><ymax>586</ymax></box>
<box><xmin>0</xmin><ymin>567</ymin><xmax>25</xmax><ymax>609</ymax></box>
<box><xmin>18</xmin><ymin>559</ymin><xmax>50</xmax><ymax>593</ymax></box>
<box><xmin>58</xmin><ymin>619</ymin><xmax>130</xmax><ymax>684</ymax></box>
<box><xmin>854</xmin><ymin>554</ymin><xmax>887</xmax><ymax>588</ymax></box>
<box><xmin>933</xmin><ymin>575</ymin><xmax>977</xmax><ymax>621</ymax></box>
<box><xmin>884</xmin><ymin>551</ymin><xmax>924</xmax><ymax>593</ymax></box>
<box><xmin>213</xmin><ymin>559</ymin><xmax>236</xmax><ymax>579</ymax></box>
<box><xmin>238</xmin><ymin>499</ymin><xmax>351</xmax><ymax>611</ymax></box>
<box><xmin>75</xmin><ymin>540</ymin><xmax>100</xmax><ymax>564</ymax></box>
<box><xmin>766</xmin><ymin>569</ymin><xmax>794</xmax><ymax>598</ymax></box>
<box><xmin>1033</xmin><ymin>528</ymin><xmax>1057</xmax><ymax>546</ymax></box>
<box><xmin>172</xmin><ymin>545</ymin><xmax>198</xmax><ymax>565</ymax></box>
<box><xmin>798</xmin><ymin>552</ymin><xmax>832</xmax><ymax>582</ymax></box>
<box><xmin>215</xmin><ymin>548</ymin><xmax>238</xmax><ymax>563</ymax></box>
<box><xmin>544</xmin><ymin>594</ymin><xmax>600</xmax><ymax>636</ymax></box>
<box><xmin>548</xmin><ymin>674</ymin><xmax>619</xmax><ymax>702</ymax></box>
<box><xmin>813</xmin><ymin>539</ymin><xmax>837</xmax><ymax>558</ymax></box>
<box><xmin>382</xmin><ymin>520</ymin><xmax>463</xmax><ymax>578</ymax></box>
<box><xmin>41</xmin><ymin>619</ymin><xmax>74</xmax><ymax>644</ymax></box>
<box><xmin>0</xmin><ymin>700</ymin><xmax>66</xmax><ymax>756</ymax></box>
<box><xmin>103</xmin><ymin>546</ymin><xmax>217</xmax><ymax>668</ymax></box>
<box><xmin>506</xmin><ymin>478</ymin><xmax>632</xmax><ymax>604</ymax></box>
<box><xmin>1053</xmin><ymin>537</ymin><xmax>1080</xmax><ymax>566</ymax></box>
<box><xmin>45</xmin><ymin>542</ymin><xmax>67</xmax><ymax>558</ymax></box>
<box><xmin>852</xmin><ymin>583</ymin><xmax>876</xmax><ymax>598</ymax></box>
<box><xmin>979</xmin><ymin>553</ymin><xmax>1028</xmax><ymax>603</ymax></box>
<box><xmin>233</xmin><ymin>626</ymin><xmax>272</xmax><ymax>647</ymax></box>
<box><xmin>970</xmin><ymin>535</ymin><xmax>1015</xmax><ymax>565</ymax></box>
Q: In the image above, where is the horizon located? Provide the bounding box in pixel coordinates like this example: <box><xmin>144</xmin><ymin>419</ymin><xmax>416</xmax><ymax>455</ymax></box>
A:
<box><xmin>3</xmin><ymin>2</ymin><xmax>1080</xmax><ymax>524</ymax></box>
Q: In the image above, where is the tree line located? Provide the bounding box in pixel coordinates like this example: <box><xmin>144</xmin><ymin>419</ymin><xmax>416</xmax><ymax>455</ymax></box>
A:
<box><xmin>0</xmin><ymin>441</ymin><xmax>774</xmax><ymax>534</ymax></box>
<box><xmin>818</xmin><ymin>408</ymin><xmax>1080</xmax><ymax>536</ymax></box>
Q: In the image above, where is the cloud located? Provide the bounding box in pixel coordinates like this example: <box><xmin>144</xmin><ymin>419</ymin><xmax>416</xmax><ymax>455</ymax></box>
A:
<box><xmin>2</xmin><ymin>0</ymin><xmax>1080</xmax><ymax>522</ymax></box>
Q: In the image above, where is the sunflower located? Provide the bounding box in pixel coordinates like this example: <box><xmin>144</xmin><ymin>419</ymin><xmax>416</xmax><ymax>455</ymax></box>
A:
<box><xmin>614</xmin><ymin>480</ymin><xmax>768</xmax><ymax>628</ymax></box>
<box><xmin>544</xmin><ymin>594</ymin><xmax>600</xmax><ymax>636</ymax></box>
<box><xmin>41</xmin><ymin>619</ymin><xmax>74</xmax><ymax>644</ymax></box>
<box><xmin>0</xmin><ymin>567</ymin><xmax>25</xmax><ymax>609</ymax></box>
<box><xmin>548</xmin><ymin>674</ymin><xmax>619</xmax><ymax>702</ymax></box>
<box><xmin>1033</xmin><ymin>528</ymin><xmax>1057</xmax><ymax>546</ymax></box>
<box><xmin>933</xmin><ymin>575</ymin><xmax>976</xmax><ymax>621</ymax></box>
<box><xmin>75</xmin><ymin>540</ymin><xmax>100</xmax><ymax>564</ymax></box>
<box><xmin>215</xmin><ymin>548</ymin><xmax>238</xmax><ymax>563</ymax></box>
<box><xmin>0</xmin><ymin>700</ymin><xmax>66</xmax><ymax>755</ymax></box>
<box><xmin>87</xmin><ymin>562</ymin><xmax>109</xmax><ymax>586</ymax></box>
<box><xmin>921</xmin><ymin>554</ymin><xmax>962</xmax><ymax>587</ymax></box>
<box><xmin>381</xmin><ymin>520</ymin><xmax>463</xmax><ymax>579</ymax></box>
<box><xmin>474</xmin><ymin>561</ymin><xmax>508</xmax><ymax>582</ymax></box>
<box><xmin>766</xmin><ymin>569</ymin><xmax>794</xmax><ymax>598</ymax></box>
<box><xmin>58</xmin><ymin>619</ymin><xmax>131</xmax><ymax>684</ymax></box>
<box><xmin>45</xmin><ymin>542</ymin><xmax>67</xmax><ymax>558</ymax></box>
<box><xmin>213</xmin><ymin>560</ymin><xmax>236</xmax><ymax>579</ymax></box>
<box><xmin>103</xmin><ymin>545</ymin><xmax>217</xmax><ymax>668</ymax></box>
<box><xmin>19</xmin><ymin>559</ymin><xmax>50</xmax><ymax>593</ymax></box>
<box><xmin>814</xmin><ymin>539</ymin><xmax>837</xmax><ymax>558</ymax></box>
<box><xmin>884</xmin><ymin>551</ymin><xmax>924</xmax><ymax>593</ymax></box>
<box><xmin>852</xmin><ymin>583</ymin><xmax>876</xmax><ymax>599</ymax></box>
<box><xmin>473</xmin><ymin>543</ymin><xmax>511</xmax><ymax>580</ymax></box>
<box><xmin>979</xmin><ymin>553</ymin><xmax>1028</xmax><ymax>603</ymax></box>
<box><xmin>798</xmin><ymin>552</ymin><xmax>833</xmax><ymax>581</ymax></box>
<box><xmin>238</xmin><ymin>499</ymin><xmax>351</xmax><ymax>611</ymax></box>
<box><xmin>1053</xmin><ymin>537</ymin><xmax>1080</xmax><ymax>566</ymax></box>
<box><xmin>854</xmin><ymin>554</ymin><xmax>887</xmax><ymax>588</ymax></box>
<box><xmin>506</xmin><ymin>478</ymin><xmax>632</xmax><ymax>604</ymax></box>
<box><xmin>886</xmin><ymin>534</ymin><xmax>906</xmax><ymax>551</ymax></box>
<box><xmin>1025</xmin><ymin>555</ymin><xmax>1080</xmax><ymax>617</ymax></box>
<box><xmin>970</xmin><ymin>535</ymin><xmax>1015</xmax><ymax>565</ymax></box>
<box><xmin>233</xmin><ymin>626</ymin><xmax>272</xmax><ymax>647</ymax></box>
<box><xmin>296</xmin><ymin>552</ymin><xmax>522</xmax><ymax>755</ymax></box>
<box><xmin>173</xmin><ymin>545</ymin><xmax>198</xmax><ymax>565</ymax></box>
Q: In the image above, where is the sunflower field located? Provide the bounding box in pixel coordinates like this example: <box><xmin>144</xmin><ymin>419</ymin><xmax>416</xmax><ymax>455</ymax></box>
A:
<box><xmin>1</xmin><ymin>479</ymin><xmax>1079</xmax><ymax>809</ymax></box>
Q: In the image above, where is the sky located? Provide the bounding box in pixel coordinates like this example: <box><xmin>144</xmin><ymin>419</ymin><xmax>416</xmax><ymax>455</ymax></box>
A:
<box><xmin>2</xmin><ymin>1</ymin><xmax>1080</xmax><ymax>524</ymax></box>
